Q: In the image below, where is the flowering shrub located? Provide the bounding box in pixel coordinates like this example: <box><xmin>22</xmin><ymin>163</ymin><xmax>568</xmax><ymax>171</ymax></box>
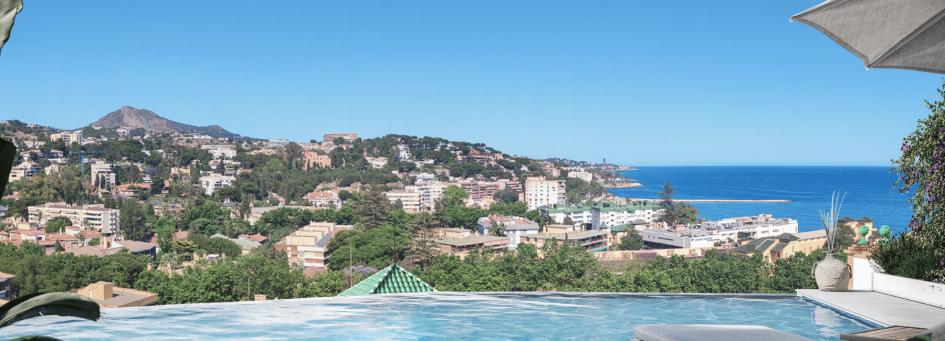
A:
<box><xmin>873</xmin><ymin>80</ymin><xmax>945</xmax><ymax>283</ymax></box>
<box><xmin>343</xmin><ymin>265</ymin><xmax>378</xmax><ymax>276</ymax></box>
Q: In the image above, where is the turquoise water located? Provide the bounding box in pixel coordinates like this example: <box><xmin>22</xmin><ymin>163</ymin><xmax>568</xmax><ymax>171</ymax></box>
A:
<box><xmin>2</xmin><ymin>292</ymin><xmax>878</xmax><ymax>340</ymax></box>
<box><xmin>610</xmin><ymin>166</ymin><xmax>913</xmax><ymax>235</ymax></box>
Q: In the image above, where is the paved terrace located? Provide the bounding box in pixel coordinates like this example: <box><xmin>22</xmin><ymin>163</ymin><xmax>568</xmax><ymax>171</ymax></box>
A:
<box><xmin>798</xmin><ymin>289</ymin><xmax>945</xmax><ymax>328</ymax></box>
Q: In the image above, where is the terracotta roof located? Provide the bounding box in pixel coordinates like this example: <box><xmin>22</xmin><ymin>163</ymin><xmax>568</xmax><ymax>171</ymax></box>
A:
<box><xmin>70</xmin><ymin>246</ymin><xmax>106</xmax><ymax>258</ymax></box>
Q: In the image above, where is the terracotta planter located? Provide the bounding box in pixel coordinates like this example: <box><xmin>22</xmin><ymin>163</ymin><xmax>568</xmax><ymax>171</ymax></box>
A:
<box><xmin>813</xmin><ymin>253</ymin><xmax>851</xmax><ymax>292</ymax></box>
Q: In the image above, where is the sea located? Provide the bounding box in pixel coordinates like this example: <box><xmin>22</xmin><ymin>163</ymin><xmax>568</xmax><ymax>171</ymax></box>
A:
<box><xmin>608</xmin><ymin>166</ymin><xmax>913</xmax><ymax>235</ymax></box>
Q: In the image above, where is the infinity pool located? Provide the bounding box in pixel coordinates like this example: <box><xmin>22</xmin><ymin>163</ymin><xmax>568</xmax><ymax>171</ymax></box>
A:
<box><xmin>2</xmin><ymin>292</ymin><xmax>878</xmax><ymax>340</ymax></box>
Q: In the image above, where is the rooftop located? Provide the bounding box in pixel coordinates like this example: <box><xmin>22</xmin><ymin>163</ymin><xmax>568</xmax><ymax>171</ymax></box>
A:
<box><xmin>437</xmin><ymin>235</ymin><xmax>509</xmax><ymax>246</ymax></box>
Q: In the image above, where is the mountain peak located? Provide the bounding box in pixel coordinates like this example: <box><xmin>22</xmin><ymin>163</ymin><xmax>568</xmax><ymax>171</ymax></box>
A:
<box><xmin>88</xmin><ymin>107</ymin><xmax>237</xmax><ymax>138</ymax></box>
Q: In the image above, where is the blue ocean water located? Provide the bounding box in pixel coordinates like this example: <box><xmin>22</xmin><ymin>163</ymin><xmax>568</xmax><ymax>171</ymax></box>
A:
<box><xmin>1</xmin><ymin>292</ymin><xmax>877</xmax><ymax>340</ymax></box>
<box><xmin>609</xmin><ymin>166</ymin><xmax>913</xmax><ymax>235</ymax></box>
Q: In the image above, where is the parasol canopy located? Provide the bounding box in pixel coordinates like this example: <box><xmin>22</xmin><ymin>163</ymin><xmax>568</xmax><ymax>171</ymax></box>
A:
<box><xmin>791</xmin><ymin>0</ymin><xmax>945</xmax><ymax>74</ymax></box>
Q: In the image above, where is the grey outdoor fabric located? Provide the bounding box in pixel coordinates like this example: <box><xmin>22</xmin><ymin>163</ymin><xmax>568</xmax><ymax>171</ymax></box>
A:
<box><xmin>634</xmin><ymin>324</ymin><xmax>817</xmax><ymax>341</ymax></box>
<box><xmin>791</xmin><ymin>0</ymin><xmax>945</xmax><ymax>74</ymax></box>
<box><xmin>0</xmin><ymin>0</ymin><xmax>23</xmax><ymax>56</ymax></box>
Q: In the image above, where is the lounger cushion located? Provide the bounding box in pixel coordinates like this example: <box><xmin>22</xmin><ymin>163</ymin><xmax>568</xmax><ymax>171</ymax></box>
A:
<box><xmin>634</xmin><ymin>324</ymin><xmax>816</xmax><ymax>341</ymax></box>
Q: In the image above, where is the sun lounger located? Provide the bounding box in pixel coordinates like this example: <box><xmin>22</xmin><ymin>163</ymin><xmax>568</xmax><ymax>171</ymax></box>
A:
<box><xmin>633</xmin><ymin>324</ymin><xmax>816</xmax><ymax>341</ymax></box>
<box><xmin>840</xmin><ymin>320</ymin><xmax>945</xmax><ymax>341</ymax></box>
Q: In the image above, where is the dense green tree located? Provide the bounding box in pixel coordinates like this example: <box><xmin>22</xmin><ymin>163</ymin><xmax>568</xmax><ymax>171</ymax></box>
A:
<box><xmin>657</xmin><ymin>181</ymin><xmax>700</xmax><ymax>225</ymax></box>
<box><xmin>44</xmin><ymin>216</ymin><xmax>73</xmax><ymax>234</ymax></box>
<box><xmin>120</xmin><ymin>199</ymin><xmax>151</xmax><ymax>241</ymax></box>
<box><xmin>615</xmin><ymin>229</ymin><xmax>643</xmax><ymax>250</ymax></box>
<box><xmin>440</xmin><ymin>185</ymin><xmax>469</xmax><ymax>208</ymax></box>
<box><xmin>357</xmin><ymin>188</ymin><xmax>389</xmax><ymax>230</ymax></box>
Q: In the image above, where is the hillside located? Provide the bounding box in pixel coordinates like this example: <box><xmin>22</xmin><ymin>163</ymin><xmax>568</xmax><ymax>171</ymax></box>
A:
<box><xmin>86</xmin><ymin>106</ymin><xmax>239</xmax><ymax>138</ymax></box>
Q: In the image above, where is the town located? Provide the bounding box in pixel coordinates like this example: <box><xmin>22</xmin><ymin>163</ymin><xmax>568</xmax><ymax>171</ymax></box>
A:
<box><xmin>0</xmin><ymin>110</ymin><xmax>889</xmax><ymax>308</ymax></box>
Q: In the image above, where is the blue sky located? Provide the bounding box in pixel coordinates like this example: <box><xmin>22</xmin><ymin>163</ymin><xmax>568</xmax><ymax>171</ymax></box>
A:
<box><xmin>0</xmin><ymin>1</ymin><xmax>941</xmax><ymax>166</ymax></box>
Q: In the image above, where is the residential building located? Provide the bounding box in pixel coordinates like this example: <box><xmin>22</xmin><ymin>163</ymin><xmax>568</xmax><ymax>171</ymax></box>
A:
<box><xmin>477</xmin><ymin>214</ymin><xmax>540</xmax><ymax>248</ymax></box>
<box><xmin>639</xmin><ymin>214</ymin><xmax>799</xmax><ymax>249</ymax></box>
<box><xmin>541</xmin><ymin>201</ymin><xmax>663</xmax><ymax>230</ymax></box>
<box><xmin>199</xmin><ymin>174</ymin><xmax>236</xmax><ymax>195</ymax></box>
<box><xmin>275</xmin><ymin>222</ymin><xmax>352</xmax><ymax>268</ymax></box>
<box><xmin>90</xmin><ymin>161</ymin><xmax>117</xmax><ymax>188</ymax></box>
<box><xmin>70</xmin><ymin>282</ymin><xmax>158</xmax><ymax>308</ymax></box>
<box><xmin>524</xmin><ymin>176</ymin><xmax>566</xmax><ymax>210</ymax></box>
<box><xmin>212</xmin><ymin>234</ymin><xmax>260</xmax><ymax>254</ymax></box>
<box><xmin>397</xmin><ymin>144</ymin><xmax>411</xmax><ymax>161</ymax></box>
<box><xmin>838</xmin><ymin>216</ymin><xmax>876</xmax><ymax>244</ymax></box>
<box><xmin>9</xmin><ymin>161</ymin><xmax>42</xmax><ymax>183</ymax></box>
<box><xmin>408</xmin><ymin>181</ymin><xmax>449</xmax><ymax>209</ymax></box>
<box><xmin>28</xmin><ymin>203</ymin><xmax>120</xmax><ymax>234</ymax></box>
<box><xmin>268</xmin><ymin>139</ymin><xmax>290</xmax><ymax>147</ymax></box>
<box><xmin>386</xmin><ymin>189</ymin><xmax>422</xmax><ymax>213</ymax></box>
<box><xmin>731</xmin><ymin>230</ymin><xmax>828</xmax><ymax>263</ymax></box>
<box><xmin>568</xmin><ymin>167</ymin><xmax>594</xmax><ymax>183</ymax></box>
<box><xmin>302</xmin><ymin>151</ymin><xmax>331</xmax><ymax>169</ymax></box>
<box><xmin>436</xmin><ymin>235</ymin><xmax>510</xmax><ymax>255</ymax></box>
<box><xmin>520</xmin><ymin>230</ymin><xmax>610</xmax><ymax>252</ymax></box>
<box><xmin>302</xmin><ymin>190</ymin><xmax>343</xmax><ymax>209</ymax></box>
<box><xmin>200</xmin><ymin>144</ymin><xmax>237</xmax><ymax>159</ymax></box>
<box><xmin>537</xmin><ymin>161</ymin><xmax>560</xmax><ymax>177</ymax></box>
<box><xmin>50</xmin><ymin>131</ymin><xmax>83</xmax><ymax>145</ymax></box>
<box><xmin>323</xmin><ymin>132</ymin><xmax>358</xmax><ymax>142</ymax></box>
<box><xmin>0</xmin><ymin>272</ymin><xmax>13</xmax><ymax>302</ymax></box>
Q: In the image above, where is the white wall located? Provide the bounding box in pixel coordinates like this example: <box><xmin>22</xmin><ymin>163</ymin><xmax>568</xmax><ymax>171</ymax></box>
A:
<box><xmin>873</xmin><ymin>272</ymin><xmax>945</xmax><ymax>308</ymax></box>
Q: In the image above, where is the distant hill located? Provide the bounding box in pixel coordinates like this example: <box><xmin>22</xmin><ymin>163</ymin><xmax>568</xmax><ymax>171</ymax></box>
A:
<box><xmin>85</xmin><ymin>106</ymin><xmax>239</xmax><ymax>138</ymax></box>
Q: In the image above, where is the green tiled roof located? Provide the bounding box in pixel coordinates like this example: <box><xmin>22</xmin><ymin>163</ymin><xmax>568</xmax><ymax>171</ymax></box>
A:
<box><xmin>838</xmin><ymin>216</ymin><xmax>856</xmax><ymax>222</ymax></box>
<box><xmin>857</xmin><ymin>216</ymin><xmax>874</xmax><ymax>222</ymax></box>
<box><xmin>610</xmin><ymin>224</ymin><xmax>630</xmax><ymax>232</ymax></box>
<box><xmin>337</xmin><ymin>264</ymin><xmax>437</xmax><ymax>296</ymax></box>
<box><xmin>589</xmin><ymin>246</ymin><xmax>608</xmax><ymax>252</ymax></box>
<box><xmin>773</xmin><ymin>233</ymin><xmax>799</xmax><ymax>241</ymax></box>
<box><xmin>770</xmin><ymin>241</ymin><xmax>789</xmax><ymax>252</ymax></box>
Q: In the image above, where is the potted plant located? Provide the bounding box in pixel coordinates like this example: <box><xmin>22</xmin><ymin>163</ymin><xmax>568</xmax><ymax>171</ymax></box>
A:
<box><xmin>812</xmin><ymin>191</ymin><xmax>852</xmax><ymax>291</ymax></box>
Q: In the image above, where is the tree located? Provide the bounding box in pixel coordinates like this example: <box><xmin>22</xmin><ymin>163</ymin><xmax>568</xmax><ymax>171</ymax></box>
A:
<box><xmin>357</xmin><ymin>188</ymin><xmax>389</xmax><ymax>230</ymax></box>
<box><xmin>489</xmin><ymin>222</ymin><xmax>506</xmax><ymax>236</ymax></box>
<box><xmin>120</xmin><ymin>199</ymin><xmax>150</xmax><ymax>241</ymax></box>
<box><xmin>874</xmin><ymin>80</ymin><xmax>945</xmax><ymax>282</ymax></box>
<box><xmin>492</xmin><ymin>188</ymin><xmax>519</xmax><ymax>203</ymax></box>
<box><xmin>44</xmin><ymin>216</ymin><xmax>72</xmax><ymax>234</ymax></box>
<box><xmin>657</xmin><ymin>181</ymin><xmax>700</xmax><ymax>225</ymax></box>
<box><xmin>440</xmin><ymin>185</ymin><xmax>469</xmax><ymax>208</ymax></box>
<box><xmin>830</xmin><ymin>222</ymin><xmax>857</xmax><ymax>250</ymax></box>
<box><xmin>563</xmin><ymin>217</ymin><xmax>575</xmax><ymax>225</ymax></box>
<box><xmin>54</xmin><ymin>240</ymin><xmax>65</xmax><ymax>252</ymax></box>
<box><xmin>282</xmin><ymin>143</ymin><xmax>304</xmax><ymax>169</ymax></box>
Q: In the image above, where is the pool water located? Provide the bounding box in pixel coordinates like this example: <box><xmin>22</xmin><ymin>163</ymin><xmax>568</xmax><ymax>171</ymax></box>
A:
<box><xmin>2</xmin><ymin>292</ymin><xmax>878</xmax><ymax>340</ymax></box>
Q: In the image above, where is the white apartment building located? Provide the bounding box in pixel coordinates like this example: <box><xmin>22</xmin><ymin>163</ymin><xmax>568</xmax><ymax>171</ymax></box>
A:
<box><xmin>200</xmin><ymin>145</ymin><xmax>237</xmax><ymax>159</ymax></box>
<box><xmin>407</xmin><ymin>181</ymin><xmax>449</xmax><ymax>209</ymax></box>
<box><xmin>386</xmin><ymin>190</ymin><xmax>422</xmax><ymax>213</ymax></box>
<box><xmin>199</xmin><ymin>174</ymin><xmax>237</xmax><ymax>195</ymax></box>
<box><xmin>524</xmin><ymin>176</ymin><xmax>566</xmax><ymax>210</ymax></box>
<box><xmin>541</xmin><ymin>202</ymin><xmax>664</xmax><ymax>230</ymax></box>
<box><xmin>477</xmin><ymin>214</ymin><xmax>540</xmax><ymax>249</ymax></box>
<box><xmin>28</xmin><ymin>203</ymin><xmax>120</xmax><ymax>234</ymax></box>
<box><xmin>9</xmin><ymin>161</ymin><xmax>42</xmax><ymax>183</ymax></box>
<box><xmin>50</xmin><ymin>131</ymin><xmax>83</xmax><ymax>145</ymax></box>
<box><xmin>567</xmin><ymin>167</ymin><xmax>594</xmax><ymax>183</ymax></box>
<box><xmin>302</xmin><ymin>190</ymin><xmax>343</xmax><ymax>209</ymax></box>
<box><xmin>397</xmin><ymin>145</ymin><xmax>412</xmax><ymax>161</ymax></box>
<box><xmin>90</xmin><ymin>161</ymin><xmax>117</xmax><ymax>188</ymax></box>
<box><xmin>276</xmin><ymin>222</ymin><xmax>352</xmax><ymax>268</ymax></box>
<box><xmin>639</xmin><ymin>214</ymin><xmax>799</xmax><ymax>249</ymax></box>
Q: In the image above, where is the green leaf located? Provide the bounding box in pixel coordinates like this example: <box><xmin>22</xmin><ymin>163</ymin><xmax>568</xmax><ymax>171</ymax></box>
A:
<box><xmin>0</xmin><ymin>293</ymin><xmax>101</xmax><ymax>329</ymax></box>
<box><xmin>0</xmin><ymin>137</ymin><xmax>16</xmax><ymax>193</ymax></box>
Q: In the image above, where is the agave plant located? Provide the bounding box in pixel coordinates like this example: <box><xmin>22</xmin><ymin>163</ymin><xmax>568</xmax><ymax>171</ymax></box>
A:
<box><xmin>0</xmin><ymin>293</ymin><xmax>102</xmax><ymax>340</ymax></box>
<box><xmin>819</xmin><ymin>191</ymin><xmax>847</xmax><ymax>255</ymax></box>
